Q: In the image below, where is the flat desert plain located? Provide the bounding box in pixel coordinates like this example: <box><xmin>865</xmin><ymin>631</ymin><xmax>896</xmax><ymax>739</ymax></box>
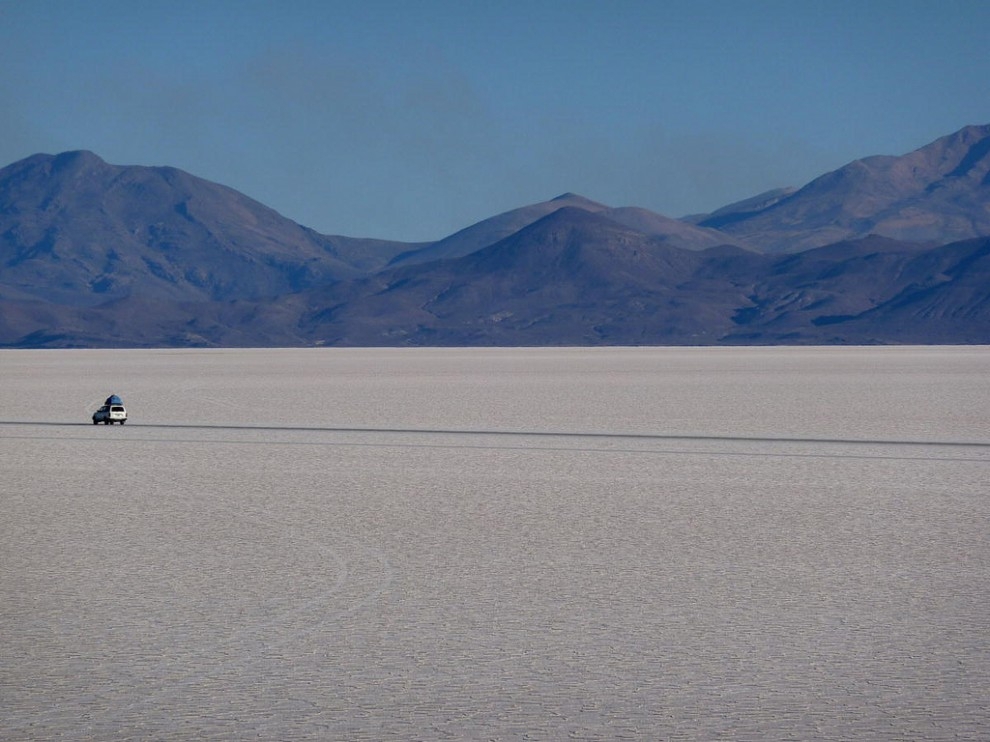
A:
<box><xmin>2</xmin><ymin>346</ymin><xmax>989</xmax><ymax>740</ymax></box>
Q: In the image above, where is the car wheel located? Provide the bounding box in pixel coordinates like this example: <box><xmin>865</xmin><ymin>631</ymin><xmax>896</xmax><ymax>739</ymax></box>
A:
<box><xmin>93</xmin><ymin>419</ymin><xmax>98</xmax><ymax>425</ymax></box>
<box><xmin>120</xmin><ymin>420</ymin><xmax>126</xmax><ymax>424</ymax></box>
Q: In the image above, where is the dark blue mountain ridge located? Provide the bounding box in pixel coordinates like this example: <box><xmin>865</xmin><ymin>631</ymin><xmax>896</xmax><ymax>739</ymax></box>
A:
<box><xmin>699</xmin><ymin>124</ymin><xmax>990</xmax><ymax>252</ymax></box>
<box><xmin>388</xmin><ymin>192</ymin><xmax>739</xmax><ymax>268</ymax></box>
<box><xmin>1</xmin><ymin>123</ymin><xmax>989</xmax><ymax>346</ymax></box>
<box><xmin>24</xmin><ymin>214</ymin><xmax>981</xmax><ymax>348</ymax></box>
<box><xmin>270</xmin><ymin>209</ymin><xmax>990</xmax><ymax>347</ymax></box>
<box><xmin>0</xmin><ymin>150</ymin><xmax>414</xmax><ymax>306</ymax></box>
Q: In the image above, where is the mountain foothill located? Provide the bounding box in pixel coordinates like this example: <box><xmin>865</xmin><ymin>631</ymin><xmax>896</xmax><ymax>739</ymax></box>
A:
<box><xmin>1</xmin><ymin>124</ymin><xmax>988</xmax><ymax>347</ymax></box>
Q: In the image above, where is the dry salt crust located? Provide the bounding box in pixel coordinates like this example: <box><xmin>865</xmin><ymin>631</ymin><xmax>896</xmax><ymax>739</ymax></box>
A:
<box><xmin>2</xmin><ymin>347</ymin><xmax>989</xmax><ymax>740</ymax></box>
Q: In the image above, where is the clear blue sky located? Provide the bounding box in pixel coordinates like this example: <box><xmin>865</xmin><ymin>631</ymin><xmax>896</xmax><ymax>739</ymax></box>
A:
<box><xmin>2</xmin><ymin>0</ymin><xmax>988</xmax><ymax>241</ymax></box>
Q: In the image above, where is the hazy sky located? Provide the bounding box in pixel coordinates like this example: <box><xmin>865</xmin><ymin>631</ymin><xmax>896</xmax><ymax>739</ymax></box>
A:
<box><xmin>2</xmin><ymin>0</ymin><xmax>989</xmax><ymax>241</ymax></box>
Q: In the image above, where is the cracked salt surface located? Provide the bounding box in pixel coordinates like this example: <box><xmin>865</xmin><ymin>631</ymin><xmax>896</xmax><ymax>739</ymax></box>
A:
<box><xmin>2</xmin><ymin>347</ymin><xmax>988</xmax><ymax>740</ymax></box>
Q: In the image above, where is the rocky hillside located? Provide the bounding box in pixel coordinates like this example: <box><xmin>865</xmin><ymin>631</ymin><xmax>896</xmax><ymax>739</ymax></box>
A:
<box><xmin>1</xmin><ymin>124</ymin><xmax>988</xmax><ymax>347</ymax></box>
<box><xmin>0</xmin><ymin>150</ymin><xmax>411</xmax><ymax>307</ymax></box>
<box><xmin>697</xmin><ymin>124</ymin><xmax>990</xmax><ymax>252</ymax></box>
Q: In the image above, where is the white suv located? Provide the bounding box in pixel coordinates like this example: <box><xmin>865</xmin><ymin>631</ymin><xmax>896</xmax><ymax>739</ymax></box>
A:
<box><xmin>93</xmin><ymin>404</ymin><xmax>127</xmax><ymax>425</ymax></box>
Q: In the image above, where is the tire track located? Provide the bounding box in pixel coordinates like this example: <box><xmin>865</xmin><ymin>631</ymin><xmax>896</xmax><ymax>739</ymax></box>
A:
<box><xmin>2</xmin><ymin>419</ymin><xmax>988</xmax><ymax>449</ymax></box>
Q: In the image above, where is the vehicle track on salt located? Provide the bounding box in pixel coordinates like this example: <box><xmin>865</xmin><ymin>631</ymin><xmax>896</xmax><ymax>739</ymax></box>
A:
<box><xmin>2</xmin><ymin>419</ymin><xmax>989</xmax><ymax>449</ymax></box>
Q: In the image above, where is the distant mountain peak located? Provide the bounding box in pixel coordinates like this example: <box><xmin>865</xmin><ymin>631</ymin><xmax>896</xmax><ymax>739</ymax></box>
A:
<box><xmin>948</xmin><ymin>123</ymin><xmax>990</xmax><ymax>142</ymax></box>
<box><xmin>53</xmin><ymin>149</ymin><xmax>105</xmax><ymax>165</ymax></box>
<box><xmin>0</xmin><ymin>150</ymin><xmax>109</xmax><ymax>185</ymax></box>
<box><xmin>550</xmin><ymin>192</ymin><xmax>608</xmax><ymax>209</ymax></box>
<box><xmin>527</xmin><ymin>204</ymin><xmax>621</xmax><ymax>230</ymax></box>
<box><xmin>943</xmin><ymin>125</ymin><xmax>990</xmax><ymax>180</ymax></box>
<box><xmin>2</xmin><ymin>123</ymin><xmax>989</xmax><ymax>347</ymax></box>
<box><xmin>0</xmin><ymin>150</ymin><xmax>378</xmax><ymax>307</ymax></box>
<box><xmin>44</xmin><ymin>150</ymin><xmax>109</xmax><ymax>178</ymax></box>
<box><xmin>697</xmin><ymin>123</ymin><xmax>990</xmax><ymax>251</ymax></box>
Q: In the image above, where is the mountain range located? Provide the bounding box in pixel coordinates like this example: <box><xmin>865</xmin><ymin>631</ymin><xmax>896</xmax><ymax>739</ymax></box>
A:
<box><xmin>1</xmin><ymin>124</ymin><xmax>988</xmax><ymax>347</ymax></box>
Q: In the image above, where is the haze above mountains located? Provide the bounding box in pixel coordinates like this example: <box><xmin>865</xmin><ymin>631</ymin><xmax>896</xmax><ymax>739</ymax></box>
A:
<box><xmin>1</xmin><ymin>124</ymin><xmax>988</xmax><ymax>347</ymax></box>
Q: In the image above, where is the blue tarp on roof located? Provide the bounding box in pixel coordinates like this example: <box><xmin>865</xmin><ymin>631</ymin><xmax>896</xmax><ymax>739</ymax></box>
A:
<box><xmin>105</xmin><ymin>394</ymin><xmax>122</xmax><ymax>405</ymax></box>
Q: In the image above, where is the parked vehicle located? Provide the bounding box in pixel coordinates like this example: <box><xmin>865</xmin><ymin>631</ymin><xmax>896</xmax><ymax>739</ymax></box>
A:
<box><xmin>93</xmin><ymin>394</ymin><xmax>127</xmax><ymax>424</ymax></box>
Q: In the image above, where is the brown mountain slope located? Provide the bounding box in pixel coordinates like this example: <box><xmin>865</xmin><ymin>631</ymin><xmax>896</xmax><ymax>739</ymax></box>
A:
<box><xmin>700</xmin><ymin>124</ymin><xmax>990</xmax><ymax>252</ymax></box>
<box><xmin>285</xmin><ymin>213</ymin><xmax>989</xmax><ymax>347</ymax></box>
<box><xmin>388</xmin><ymin>193</ymin><xmax>738</xmax><ymax>268</ymax></box>
<box><xmin>291</xmin><ymin>208</ymin><xmax>742</xmax><ymax>345</ymax></box>
<box><xmin>0</xmin><ymin>151</ymin><xmax>409</xmax><ymax>306</ymax></box>
<box><xmin>805</xmin><ymin>237</ymin><xmax>990</xmax><ymax>344</ymax></box>
<box><xmin>2</xmin><ymin>124</ymin><xmax>989</xmax><ymax>347</ymax></box>
<box><xmin>3</xmin><ymin>219</ymin><xmax>986</xmax><ymax>347</ymax></box>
